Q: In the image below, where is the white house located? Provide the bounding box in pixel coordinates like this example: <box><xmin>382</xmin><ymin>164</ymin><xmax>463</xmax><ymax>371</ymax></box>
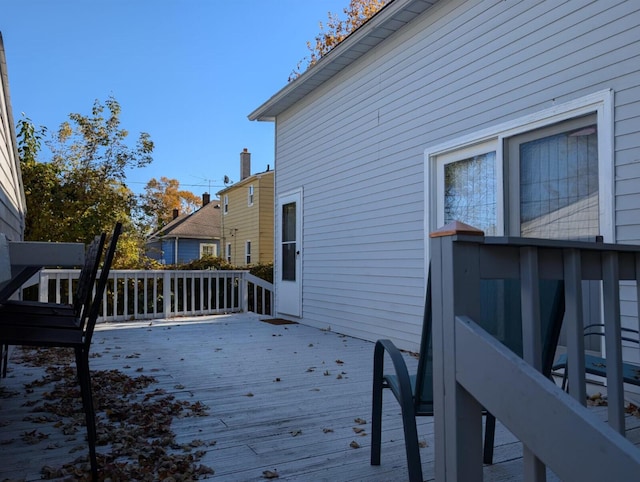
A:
<box><xmin>250</xmin><ymin>0</ymin><xmax>640</xmax><ymax>352</ymax></box>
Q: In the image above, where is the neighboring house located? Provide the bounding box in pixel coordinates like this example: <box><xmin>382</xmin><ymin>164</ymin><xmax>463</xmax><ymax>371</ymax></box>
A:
<box><xmin>146</xmin><ymin>193</ymin><xmax>222</xmax><ymax>265</ymax></box>
<box><xmin>0</xmin><ymin>32</ymin><xmax>25</xmax><ymax>241</ymax></box>
<box><xmin>216</xmin><ymin>148</ymin><xmax>274</xmax><ymax>266</ymax></box>
<box><xmin>250</xmin><ymin>0</ymin><xmax>640</xmax><ymax>351</ymax></box>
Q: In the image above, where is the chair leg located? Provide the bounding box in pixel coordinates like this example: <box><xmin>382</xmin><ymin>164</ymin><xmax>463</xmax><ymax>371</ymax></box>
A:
<box><xmin>371</xmin><ymin>370</ymin><xmax>384</xmax><ymax>466</ymax></box>
<box><xmin>76</xmin><ymin>348</ymin><xmax>98</xmax><ymax>480</ymax></box>
<box><xmin>1</xmin><ymin>344</ymin><xmax>7</xmax><ymax>377</ymax></box>
<box><xmin>483</xmin><ymin>413</ymin><xmax>496</xmax><ymax>464</ymax></box>
<box><xmin>399</xmin><ymin>399</ymin><xmax>423</xmax><ymax>482</ymax></box>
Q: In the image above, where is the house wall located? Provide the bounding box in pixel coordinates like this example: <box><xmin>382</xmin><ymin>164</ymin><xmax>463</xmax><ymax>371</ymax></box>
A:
<box><xmin>0</xmin><ymin>34</ymin><xmax>25</xmax><ymax>241</ymax></box>
<box><xmin>221</xmin><ymin>171</ymin><xmax>274</xmax><ymax>266</ymax></box>
<box><xmin>256</xmin><ymin>172</ymin><xmax>274</xmax><ymax>263</ymax></box>
<box><xmin>273</xmin><ymin>0</ymin><xmax>640</xmax><ymax>350</ymax></box>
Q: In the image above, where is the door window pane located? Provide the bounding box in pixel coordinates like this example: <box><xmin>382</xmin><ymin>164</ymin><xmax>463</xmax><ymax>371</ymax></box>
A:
<box><xmin>444</xmin><ymin>152</ymin><xmax>497</xmax><ymax>235</ymax></box>
<box><xmin>519</xmin><ymin>125</ymin><xmax>598</xmax><ymax>239</ymax></box>
<box><xmin>282</xmin><ymin>202</ymin><xmax>296</xmax><ymax>281</ymax></box>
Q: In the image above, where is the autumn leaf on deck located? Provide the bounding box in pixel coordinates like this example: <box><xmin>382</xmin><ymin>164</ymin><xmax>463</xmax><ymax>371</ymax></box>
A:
<box><xmin>354</xmin><ymin>417</ymin><xmax>367</xmax><ymax>425</ymax></box>
<box><xmin>350</xmin><ymin>440</ymin><xmax>360</xmax><ymax>449</ymax></box>
<box><xmin>323</xmin><ymin>428</ymin><xmax>334</xmax><ymax>433</ymax></box>
<box><xmin>419</xmin><ymin>439</ymin><xmax>428</xmax><ymax>448</ymax></box>
<box><xmin>353</xmin><ymin>427</ymin><xmax>365</xmax><ymax>434</ymax></box>
<box><xmin>263</xmin><ymin>469</ymin><xmax>280</xmax><ymax>478</ymax></box>
<box><xmin>335</xmin><ymin>359</ymin><xmax>344</xmax><ymax>365</ymax></box>
<box><xmin>290</xmin><ymin>430</ymin><xmax>302</xmax><ymax>436</ymax></box>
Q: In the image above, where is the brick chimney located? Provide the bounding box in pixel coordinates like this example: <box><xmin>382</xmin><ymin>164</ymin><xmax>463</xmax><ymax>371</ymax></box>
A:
<box><xmin>202</xmin><ymin>192</ymin><xmax>210</xmax><ymax>206</ymax></box>
<box><xmin>240</xmin><ymin>148</ymin><xmax>251</xmax><ymax>180</ymax></box>
<box><xmin>172</xmin><ymin>208</ymin><xmax>179</xmax><ymax>219</ymax></box>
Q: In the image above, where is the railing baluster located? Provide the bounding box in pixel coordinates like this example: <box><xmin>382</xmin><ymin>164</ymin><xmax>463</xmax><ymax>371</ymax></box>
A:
<box><xmin>602</xmin><ymin>251</ymin><xmax>625</xmax><ymax>434</ymax></box>
<box><xmin>564</xmin><ymin>249</ymin><xmax>586</xmax><ymax>405</ymax></box>
<box><xmin>520</xmin><ymin>247</ymin><xmax>546</xmax><ymax>482</ymax></box>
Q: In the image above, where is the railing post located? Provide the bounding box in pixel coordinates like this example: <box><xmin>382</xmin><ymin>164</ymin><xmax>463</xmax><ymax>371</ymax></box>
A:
<box><xmin>430</xmin><ymin>221</ymin><xmax>484</xmax><ymax>482</ymax></box>
<box><xmin>163</xmin><ymin>271</ymin><xmax>172</xmax><ymax>318</ymax></box>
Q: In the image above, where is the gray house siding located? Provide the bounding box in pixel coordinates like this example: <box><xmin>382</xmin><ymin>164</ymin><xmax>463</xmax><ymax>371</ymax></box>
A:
<box><xmin>0</xmin><ymin>33</ymin><xmax>25</xmax><ymax>241</ymax></box>
<box><xmin>268</xmin><ymin>0</ymin><xmax>640</xmax><ymax>350</ymax></box>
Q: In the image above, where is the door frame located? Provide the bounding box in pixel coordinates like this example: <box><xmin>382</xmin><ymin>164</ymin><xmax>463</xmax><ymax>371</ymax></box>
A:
<box><xmin>276</xmin><ymin>188</ymin><xmax>303</xmax><ymax>317</ymax></box>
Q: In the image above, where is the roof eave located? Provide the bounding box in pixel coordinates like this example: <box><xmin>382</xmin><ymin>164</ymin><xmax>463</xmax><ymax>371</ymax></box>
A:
<box><xmin>248</xmin><ymin>0</ymin><xmax>437</xmax><ymax>122</ymax></box>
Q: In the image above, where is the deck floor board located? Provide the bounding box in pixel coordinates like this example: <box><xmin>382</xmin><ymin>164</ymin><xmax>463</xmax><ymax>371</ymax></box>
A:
<box><xmin>1</xmin><ymin>313</ymin><xmax>639</xmax><ymax>481</ymax></box>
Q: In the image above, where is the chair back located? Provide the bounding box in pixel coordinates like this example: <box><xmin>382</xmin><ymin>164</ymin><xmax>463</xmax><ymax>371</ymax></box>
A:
<box><xmin>82</xmin><ymin>223</ymin><xmax>122</xmax><ymax>347</ymax></box>
<box><xmin>413</xmin><ymin>271</ymin><xmax>564</xmax><ymax>414</ymax></box>
<box><xmin>74</xmin><ymin>233</ymin><xmax>107</xmax><ymax>319</ymax></box>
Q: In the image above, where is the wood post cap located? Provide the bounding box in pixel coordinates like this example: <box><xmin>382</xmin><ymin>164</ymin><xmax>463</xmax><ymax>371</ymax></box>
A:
<box><xmin>429</xmin><ymin>221</ymin><xmax>485</xmax><ymax>238</ymax></box>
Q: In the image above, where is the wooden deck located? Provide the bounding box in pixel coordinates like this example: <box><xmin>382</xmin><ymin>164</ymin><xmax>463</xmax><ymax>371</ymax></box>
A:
<box><xmin>1</xmin><ymin>313</ymin><xmax>639</xmax><ymax>481</ymax></box>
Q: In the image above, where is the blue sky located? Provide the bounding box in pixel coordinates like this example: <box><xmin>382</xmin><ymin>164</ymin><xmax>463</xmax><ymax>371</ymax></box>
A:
<box><xmin>1</xmin><ymin>0</ymin><xmax>349</xmax><ymax>196</ymax></box>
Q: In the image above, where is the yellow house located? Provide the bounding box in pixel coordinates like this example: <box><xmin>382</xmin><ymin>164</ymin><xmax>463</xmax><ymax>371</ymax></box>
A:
<box><xmin>217</xmin><ymin>149</ymin><xmax>274</xmax><ymax>266</ymax></box>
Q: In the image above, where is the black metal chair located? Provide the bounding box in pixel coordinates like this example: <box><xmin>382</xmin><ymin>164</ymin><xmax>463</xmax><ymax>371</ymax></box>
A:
<box><xmin>371</xmin><ymin>272</ymin><xmax>565</xmax><ymax>482</ymax></box>
<box><xmin>0</xmin><ymin>222</ymin><xmax>121</xmax><ymax>479</ymax></box>
<box><xmin>0</xmin><ymin>232</ymin><xmax>106</xmax><ymax>321</ymax></box>
<box><xmin>553</xmin><ymin>323</ymin><xmax>640</xmax><ymax>391</ymax></box>
<box><xmin>0</xmin><ymin>233</ymin><xmax>106</xmax><ymax>378</ymax></box>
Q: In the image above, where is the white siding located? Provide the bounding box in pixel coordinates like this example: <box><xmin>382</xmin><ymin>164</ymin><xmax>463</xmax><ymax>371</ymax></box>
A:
<box><xmin>0</xmin><ymin>35</ymin><xmax>25</xmax><ymax>241</ymax></box>
<box><xmin>273</xmin><ymin>0</ymin><xmax>640</xmax><ymax>350</ymax></box>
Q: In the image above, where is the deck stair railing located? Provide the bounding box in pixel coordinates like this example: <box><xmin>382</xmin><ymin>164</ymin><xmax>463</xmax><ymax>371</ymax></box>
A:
<box><xmin>429</xmin><ymin>222</ymin><xmax>640</xmax><ymax>481</ymax></box>
<box><xmin>21</xmin><ymin>269</ymin><xmax>273</xmax><ymax>322</ymax></box>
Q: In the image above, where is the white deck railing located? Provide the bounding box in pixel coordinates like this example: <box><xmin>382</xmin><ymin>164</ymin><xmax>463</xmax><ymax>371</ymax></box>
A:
<box><xmin>22</xmin><ymin>269</ymin><xmax>273</xmax><ymax>322</ymax></box>
<box><xmin>429</xmin><ymin>226</ymin><xmax>640</xmax><ymax>481</ymax></box>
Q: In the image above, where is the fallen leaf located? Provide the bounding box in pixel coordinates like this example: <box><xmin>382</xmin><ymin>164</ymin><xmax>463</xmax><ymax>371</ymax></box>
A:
<box><xmin>350</xmin><ymin>440</ymin><xmax>360</xmax><ymax>449</ymax></box>
<box><xmin>290</xmin><ymin>430</ymin><xmax>302</xmax><ymax>436</ymax></box>
<box><xmin>263</xmin><ymin>469</ymin><xmax>280</xmax><ymax>478</ymax></box>
<box><xmin>323</xmin><ymin>428</ymin><xmax>334</xmax><ymax>433</ymax></box>
<box><xmin>354</xmin><ymin>417</ymin><xmax>367</xmax><ymax>425</ymax></box>
<box><xmin>353</xmin><ymin>427</ymin><xmax>365</xmax><ymax>434</ymax></box>
<box><xmin>419</xmin><ymin>439</ymin><xmax>428</xmax><ymax>448</ymax></box>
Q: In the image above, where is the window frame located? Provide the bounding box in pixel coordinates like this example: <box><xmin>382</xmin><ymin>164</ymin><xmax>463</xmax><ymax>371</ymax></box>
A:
<box><xmin>425</xmin><ymin>89</ymin><xmax>614</xmax><ymax>279</ymax></box>
<box><xmin>200</xmin><ymin>243</ymin><xmax>217</xmax><ymax>258</ymax></box>
<box><xmin>223</xmin><ymin>195</ymin><xmax>229</xmax><ymax>214</ymax></box>
<box><xmin>245</xmin><ymin>240</ymin><xmax>251</xmax><ymax>264</ymax></box>
<box><xmin>226</xmin><ymin>243</ymin><xmax>231</xmax><ymax>262</ymax></box>
<box><xmin>248</xmin><ymin>185</ymin><xmax>254</xmax><ymax>206</ymax></box>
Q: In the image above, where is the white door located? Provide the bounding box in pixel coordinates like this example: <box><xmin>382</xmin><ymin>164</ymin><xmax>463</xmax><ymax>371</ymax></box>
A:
<box><xmin>276</xmin><ymin>190</ymin><xmax>302</xmax><ymax>317</ymax></box>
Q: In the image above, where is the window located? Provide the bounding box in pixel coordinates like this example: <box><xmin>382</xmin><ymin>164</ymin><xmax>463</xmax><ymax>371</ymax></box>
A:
<box><xmin>200</xmin><ymin>243</ymin><xmax>217</xmax><ymax>258</ymax></box>
<box><xmin>248</xmin><ymin>185</ymin><xmax>254</xmax><ymax>206</ymax></box>
<box><xmin>223</xmin><ymin>195</ymin><xmax>229</xmax><ymax>214</ymax></box>
<box><xmin>436</xmin><ymin>141</ymin><xmax>499</xmax><ymax>235</ymax></box>
<box><xmin>506</xmin><ymin>115</ymin><xmax>598</xmax><ymax>240</ymax></box>
<box><xmin>245</xmin><ymin>241</ymin><xmax>251</xmax><ymax>264</ymax></box>
<box><xmin>282</xmin><ymin>202</ymin><xmax>297</xmax><ymax>281</ymax></box>
<box><xmin>427</xmin><ymin>91</ymin><xmax>613</xmax><ymax>260</ymax></box>
<box><xmin>226</xmin><ymin>243</ymin><xmax>231</xmax><ymax>262</ymax></box>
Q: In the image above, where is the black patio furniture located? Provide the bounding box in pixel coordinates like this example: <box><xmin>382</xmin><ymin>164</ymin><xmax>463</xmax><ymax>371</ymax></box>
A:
<box><xmin>0</xmin><ymin>222</ymin><xmax>121</xmax><ymax>479</ymax></box>
<box><xmin>371</xmin><ymin>269</ymin><xmax>565</xmax><ymax>482</ymax></box>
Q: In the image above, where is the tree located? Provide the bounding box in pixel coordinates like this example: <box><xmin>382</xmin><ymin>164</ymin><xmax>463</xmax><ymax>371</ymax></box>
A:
<box><xmin>17</xmin><ymin>97</ymin><xmax>154</xmax><ymax>246</ymax></box>
<box><xmin>289</xmin><ymin>0</ymin><xmax>388</xmax><ymax>80</ymax></box>
<box><xmin>139</xmin><ymin>177</ymin><xmax>202</xmax><ymax>232</ymax></box>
